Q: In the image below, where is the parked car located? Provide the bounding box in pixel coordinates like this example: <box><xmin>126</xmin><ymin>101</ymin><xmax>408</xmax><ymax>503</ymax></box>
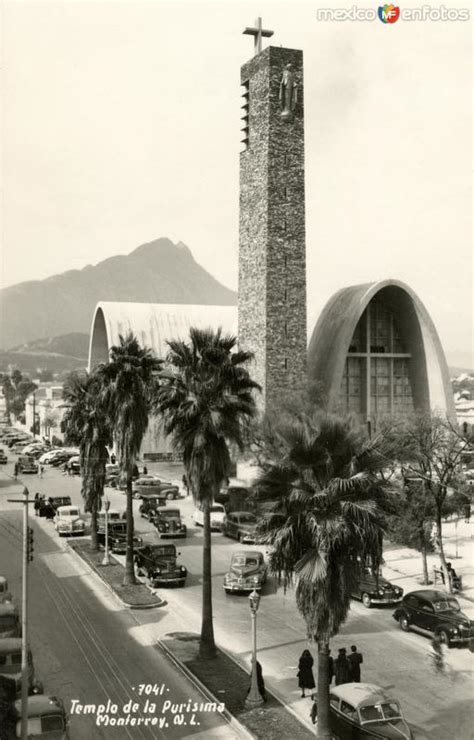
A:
<box><xmin>222</xmin><ymin>511</ymin><xmax>258</xmax><ymax>543</ymax></box>
<box><xmin>104</xmin><ymin>464</ymin><xmax>120</xmax><ymax>486</ymax></box>
<box><xmin>50</xmin><ymin>451</ymin><xmax>78</xmax><ymax>467</ymax></box>
<box><xmin>0</xmin><ymin>602</ymin><xmax>21</xmax><ymax>638</ymax></box>
<box><xmin>0</xmin><ymin>576</ymin><xmax>12</xmax><ymax>603</ymax></box>
<box><xmin>38</xmin><ymin>449</ymin><xmax>62</xmax><ymax>465</ymax></box>
<box><xmin>134</xmin><ymin>544</ymin><xmax>187</xmax><ymax>587</ymax></box>
<box><xmin>194</xmin><ymin>503</ymin><xmax>226</xmax><ymax>530</ymax></box>
<box><xmin>17</xmin><ymin>455</ymin><xmax>38</xmax><ymax>474</ymax></box>
<box><xmin>0</xmin><ymin>639</ymin><xmax>42</xmax><ymax>696</ymax></box>
<box><xmin>139</xmin><ymin>498</ymin><xmax>165</xmax><ymax>521</ymax></box>
<box><xmin>352</xmin><ymin>565</ymin><xmax>403</xmax><ymax>608</ymax></box>
<box><xmin>153</xmin><ymin>507</ymin><xmax>187</xmax><ymax>538</ymax></box>
<box><xmin>0</xmin><ymin>448</ymin><xmax>7</xmax><ymax>464</ymax></box>
<box><xmin>133</xmin><ymin>478</ymin><xmax>180</xmax><ymax>500</ymax></box>
<box><xmin>47</xmin><ymin>496</ymin><xmax>72</xmax><ymax>512</ymax></box>
<box><xmin>97</xmin><ymin>509</ymin><xmax>123</xmax><ymax>532</ymax></box>
<box><xmin>314</xmin><ymin>682</ymin><xmax>414</xmax><ymax>740</ymax></box>
<box><xmin>54</xmin><ymin>506</ymin><xmax>85</xmax><ymax>537</ymax></box>
<box><xmin>393</xmin><ymin>590</ymin><xmax>474</xmax><ymax>647</ymax></box>
<box><xmin>97</xmin><ymin>521</ymin><xmax>143</xmax><ymax>554</ymax></box>
<box><xmin>224</xmin><ymin>551</ymin><xmax>267</xmax><ymax>593</ymax></box>
<box><xmin>14</xmin><ymin>694</ymin><xmax>70</xmax><ymax>739</ymax></box>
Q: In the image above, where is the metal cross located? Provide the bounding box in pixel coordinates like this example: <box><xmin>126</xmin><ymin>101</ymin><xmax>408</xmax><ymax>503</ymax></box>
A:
<box><xmin>243</xmin><ymin>17</ymin><xmax>274</xmax><ymax>56</ymax></box>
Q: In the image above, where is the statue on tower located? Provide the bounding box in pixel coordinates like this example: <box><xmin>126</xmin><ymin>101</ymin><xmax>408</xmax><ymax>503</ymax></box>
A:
<box><xmin>279</xmin><ymin>63</ymin><xmax>298</xmax><ymax>120</ymax></box>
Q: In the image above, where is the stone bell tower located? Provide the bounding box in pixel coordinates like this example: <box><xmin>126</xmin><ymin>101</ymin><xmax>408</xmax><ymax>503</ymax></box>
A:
<box><xmin>238</xmin><ymin>20</ymin><xmax>307</xmax><ymax>412</ymax></box>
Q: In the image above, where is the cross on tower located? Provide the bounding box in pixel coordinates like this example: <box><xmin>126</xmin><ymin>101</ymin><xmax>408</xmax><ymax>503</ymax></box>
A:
<box><xmin>243</xmin><ymin>17</ymin><xmax>274</xmax><ymax>56</ymax></box>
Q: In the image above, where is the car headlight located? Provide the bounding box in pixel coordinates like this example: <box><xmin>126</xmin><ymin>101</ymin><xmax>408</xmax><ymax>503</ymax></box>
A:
<box><xmin>378</xmin><ymin>589</ymin><xmax>385</xmax><ymax>596</ymax></box>
<box><xmin>251</xmin><ymin>576</ymin><xmax>260</xmax><ymax>583</ymax></box>
<box><xmin>153</xmin><ymin>568</ymin><xmax>161</xmax><ymax>575</ymax></box>
<box><xmin>180</xmin><ymin>566</ymin><xmax>187</xmax><ymax>573</ymax></box>
<box><xmin>452</xmin><ymin>628</ymin><xmax>458</xmax><ymax>634</ymax></box>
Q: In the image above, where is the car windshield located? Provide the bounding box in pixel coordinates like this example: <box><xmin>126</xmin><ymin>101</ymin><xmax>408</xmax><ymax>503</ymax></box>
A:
<box><xmin>210</xmin><ymin>506</ymin><xmax>224</xmax><ymax>513</ymax></box>
<box><xmin>239</xmin><ymin>514</ymin><xmax>256</xmax><ymax>524</ymax></box>
<box><xmin>232</xmin><ymin>555</ymin><xmax>259</xmax><ymax>566</ymax></box>
<box><xmin>360</xmin><ymin>702</ymin><xmax>402</xmax><ymax>723</ymax></box>
<box><xmin>433</xmin><ymin>598</ymin><xmax>460</xmax><ymax>613</ymax></box>
<box><xmin>153</xmin><ymin>546</ymin><xmax>176</xmax><ymax>557</ymax></box>
<box><xmin>61</xmin><ymin>509</ymin><xmax>79</xmax><ymax>517</ymax></box>
<box><xmin>159</xmin><ymin>510</ymin><xmax>179</xmax><ymax>518</ymax></box>
<box><xmin>0</xmin><ymin>616</ymin><xmax>17</xmax><ymax>629</ymax></box>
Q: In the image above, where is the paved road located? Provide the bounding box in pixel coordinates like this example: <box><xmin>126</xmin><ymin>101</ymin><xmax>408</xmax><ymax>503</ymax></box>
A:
<box><xmin>0</xmin><ymin>467</ymin><xmax>244</xmax><ymax>740</ymax></box>
<box><xmin>3</xmin><ymin>458</ymin><xmax>474</xmax><ymax>739</ymax></box>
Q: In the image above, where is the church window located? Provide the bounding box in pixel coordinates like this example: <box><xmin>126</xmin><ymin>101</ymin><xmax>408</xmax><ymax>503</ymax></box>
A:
<box><xmin>241</xmin><ymin>81</ymin><xmax>250</xmax><ymax>150</ymax></box>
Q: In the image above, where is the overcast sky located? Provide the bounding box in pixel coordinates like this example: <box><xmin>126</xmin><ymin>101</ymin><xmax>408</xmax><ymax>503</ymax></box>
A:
<box><xmin>2</xmin><ymin>0</ymin><xmax>472</xmax><ymax>364</ymax></box>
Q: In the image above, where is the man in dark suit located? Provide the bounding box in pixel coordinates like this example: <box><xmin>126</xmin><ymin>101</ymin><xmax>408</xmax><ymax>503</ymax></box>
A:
<box><xmin>348</xmin><ymin>645</ymin><xmax>363</xmax><ymax>682</ymax></box>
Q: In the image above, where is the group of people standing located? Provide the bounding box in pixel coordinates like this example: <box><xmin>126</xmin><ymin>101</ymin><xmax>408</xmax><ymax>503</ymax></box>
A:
<box><xmin>297</xmin><ymin>645</ymin><xmax>364</xmax><ymax>699</ymax></box>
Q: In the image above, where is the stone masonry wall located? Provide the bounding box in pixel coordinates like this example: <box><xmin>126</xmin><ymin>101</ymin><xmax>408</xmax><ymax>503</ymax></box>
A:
<box><xmin>238</xmin><ymin>46</ymin><xmax>307</xmax><ymax>412</ymax></box>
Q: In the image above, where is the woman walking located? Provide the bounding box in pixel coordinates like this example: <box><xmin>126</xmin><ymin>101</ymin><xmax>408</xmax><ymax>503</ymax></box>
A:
<box><xmin>297</xmin><ymin>649</ymin><xmax>315</xmax><ymax>698</ymax></box>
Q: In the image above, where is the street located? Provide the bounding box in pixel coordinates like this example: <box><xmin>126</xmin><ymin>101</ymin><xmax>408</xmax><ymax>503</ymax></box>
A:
<box><xmin>2</xmin><ymin>458</ymin><xmax>474</xmax><ymax>739</ymax></box>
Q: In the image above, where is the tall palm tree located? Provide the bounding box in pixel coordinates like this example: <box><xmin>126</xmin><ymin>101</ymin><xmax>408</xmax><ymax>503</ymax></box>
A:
<box><xmin>257</xmin><ymin>414</ymin><xmax>390</xmax><ymax>740</ymax></box>
<box><xmin>62</xmin><ymin>370</ymin><xmax>111</xmax><ymax>550</ymax></box>
<box><xmin>97</xmin><ymin>333</ymin><xmax>162</xmax><ymax>585</ymax></box>
<box><xmin>154</xmin><ymin>327</ymin><xmax>260</xmax><ymax>658</ymax></box>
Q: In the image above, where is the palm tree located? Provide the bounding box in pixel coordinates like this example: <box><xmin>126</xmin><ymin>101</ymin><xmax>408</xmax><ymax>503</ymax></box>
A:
<box><xmin>154</xmin><ymin>327</ymin><xmax>260</xmax><ymax>658</ymax></box>
<box><xmin>257</xmin><ymin>413</ymin><xmax>390</xmax><ymax>740</ymax></box>
<box><xmin>62</xmin><ymin>371</ymin><xmax>111</xmax><ymax>550</ymax></box>
<box><xmin>97</xmin><ymin>333</ymin><xmax>162</xmax><ymax>585</ymax></box>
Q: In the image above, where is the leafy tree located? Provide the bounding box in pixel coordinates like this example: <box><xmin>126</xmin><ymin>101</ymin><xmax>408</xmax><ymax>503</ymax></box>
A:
<box><xmin>98</xmin><ymin>333</ymin><xmax>162</xmax><ymax>585</ymax></box>
<box><xmin>388</xmin><ymin>413</ymin><xmax>472</xmax><ymax>592</ymax></box>
<box><xmin>257</xmin><ymin>413</ymin><xmax>390</xmax><ymax>740</ymax></box>
<box><xmin>62</xmin><ymin>370</ymin><xmax>112</xmax><ymax>550</ymax></box>
<box><xmin>1</xmin><ymin>370</ymin><xmax>37</xmax><ymax>421</ymax></box>
<box><xmin>154</xmin><ymin>327</ymin><xmax>259</xmax><ymax>658</ymax></box>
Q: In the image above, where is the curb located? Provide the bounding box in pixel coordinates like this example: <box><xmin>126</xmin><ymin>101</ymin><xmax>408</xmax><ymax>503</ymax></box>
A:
<box><xmin>67</xmin><ymin>542</ymin><xmax>167</xmax><ymax>610</ymax></box>
<box><xmin>215</xmin><ymin>641</ymin><xmax>316</xmax><ymax>735</ymax></box>
<box><xmin>158</xmin><ymin>635</ymin><xmax>256</xmax><ymax>740</ymax></box>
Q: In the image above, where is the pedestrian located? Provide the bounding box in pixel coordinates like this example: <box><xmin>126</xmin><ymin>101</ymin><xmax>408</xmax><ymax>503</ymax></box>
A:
<box><xmin>464</xmin><ymin>502</ymin><xmax>471</xmax><ymax>523</ymax></box>
<box><xmin>34</xmin><ymin>493</ymin><xmax>40</xmax><ymax>517</ymax></box>
<box><xmin>143</xmin><ymin>465</ymin><xmax>148</xmax><ymax>475</ymax></box>
<box><xmin>334</xmin><ymin>648</ymin><xmax>351</xmax><ymax>686</ymax></box>
<box><xmin>13</xmin><ymin>462</ymin><xmax>18</xmax><ymax>479</ymax></box>
<box><xmin>182</xmin><ymin>474</ymin><xmax>190</xmax><ymax>496</ymax></box>
<box><xmin>328</xmin><ymin>649</ymin><xmax>334</xmax><ymax>685</ymax></box>
<box><xmin>297</xmin><ymin>649</ymin><xmax>315</xmax><ymax>698</ymax></box>
<box><xmin>348</xmin><ymin>645</ymin><xmax>363</xmax><ymax>682</ymax></box>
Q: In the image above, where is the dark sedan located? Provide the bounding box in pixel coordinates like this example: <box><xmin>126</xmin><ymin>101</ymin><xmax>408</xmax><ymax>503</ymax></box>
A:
<box><xmin>352</xmin><ymin>566</ymin><xmax>403</xmax><ymax>608</ymax></box>
<box><xmin>393</xmin><ymin>589</ymin><xmax>474</xmax><ymax>646</ymax></box>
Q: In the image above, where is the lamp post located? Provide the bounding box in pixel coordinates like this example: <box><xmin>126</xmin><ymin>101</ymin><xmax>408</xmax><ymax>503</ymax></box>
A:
<box><xmin>245</xmin><ymin>589</ymin><xmax>263</xmax><ymax>708</ymax></box>
<box><xmin>102</xmin><ymin>498</ymin><xmax>111</xmax><ymax>566</ymax></box>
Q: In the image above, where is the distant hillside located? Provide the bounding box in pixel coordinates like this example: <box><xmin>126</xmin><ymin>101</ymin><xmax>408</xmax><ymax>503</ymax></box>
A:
<box><xmin>0</xmin><ymin>333</ymin><xmax>89</xmax><ymax>375</ymax></box>
<box><xmin>0</xmin><ymin>238</ymin><xmax>237</xmax><ymax>349</ymax></box>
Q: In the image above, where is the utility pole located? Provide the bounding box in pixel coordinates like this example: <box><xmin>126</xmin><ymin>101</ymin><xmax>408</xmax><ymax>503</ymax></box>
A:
<box><xmin>32</xmin><ymin>392</ymin><xmax>36</xmax><ymax>439</ymax></box>
<box><xmin>7</xmin><ymin>486</ymin><xmax>33</xmax><ymax>740</ymax></box>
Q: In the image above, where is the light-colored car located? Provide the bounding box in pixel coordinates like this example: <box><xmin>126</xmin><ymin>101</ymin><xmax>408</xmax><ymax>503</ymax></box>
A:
<box><xmin>14</xmin><ymin>695</ymin><xmax>70</xmax><ymax>739</ymax></box>
<box><xmin>222</xmin><ymin>511</ymin><xmax>258</xmax><ymax>543</ymax></box>
<box><xmin>38</xmin><ymin>448</ymin><xmax>62</xmax><ymax>464</ymax></box>
<box><xmin>194</xmin><ymin>503</ymin><xmax>226</xmax><ymax>530</ymax></box>
<box><xmin>54</xmin><ymin>506</ymin><xmax>85</xmax><ymax>537</ymax></box>
<box><xmin>224</xmin><ymin>551</ymin><xmax>267</xmax><ymax>593</ymax></box>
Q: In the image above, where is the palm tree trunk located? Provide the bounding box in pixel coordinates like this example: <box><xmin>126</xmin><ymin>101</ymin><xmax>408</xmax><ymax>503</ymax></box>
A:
<box><xmin>316</xmin><ymin>641</ymin><xmax>332</xmax><ymax>740</ymax></box>
<box><xmin>90</xmin><ymin>498</ymin><xmax>99</xmax><ymax>551</ymax></box>
<box><xmin>434</xmin><ymin>510</ymin><xmax>451</xmax><ymax>593</ymax></box>
<box><xmin>199</xmin><ymin>498</ymin><xmax>216</xmax><ymax>659</ymax></box>
<box><xmin>123</xmin><ymin>473</ymin><xmax>137</xmax><ymax>586</ymax></box>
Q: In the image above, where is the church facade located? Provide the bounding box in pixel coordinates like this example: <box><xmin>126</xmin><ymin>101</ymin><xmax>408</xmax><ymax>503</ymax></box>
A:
<box><xmin>87</xmin><ymin>27</ymin><xmax>455</xmax><ymax>457</ymax></box>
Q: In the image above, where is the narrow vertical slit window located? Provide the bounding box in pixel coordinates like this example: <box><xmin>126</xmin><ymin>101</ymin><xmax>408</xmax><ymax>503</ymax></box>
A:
<box><xmin>241</xmin><ymin>80</ymin><xmax>250</xmax><ymax>151</ymax></box>
<box><xmin>284</xmin><ymin>358</ymin><xmax>288</xmax><ymax>369</ymax></box>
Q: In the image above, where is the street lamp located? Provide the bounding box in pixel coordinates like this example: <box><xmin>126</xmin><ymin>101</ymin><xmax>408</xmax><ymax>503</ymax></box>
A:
<box><xmin>102</xmin><ymin>498</ymin><xmax>111</xmax><ymax>566</ymax></box>
<box><xmin>245</xmin><ymin>588</ymin><xmax>263</xmax><ymax>708</ymax></box>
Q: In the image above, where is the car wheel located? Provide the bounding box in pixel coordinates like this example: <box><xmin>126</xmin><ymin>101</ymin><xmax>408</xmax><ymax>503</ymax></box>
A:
<box><xmin>437</xmin><ymin>630</ymin><xmax>450</xmax><ymax>647</ymax></box>
<box><xmin>362</xmin><ymin>593</ymin><xmax>372</xmax><ymax>609</ymax></box>
<box><xmin>166</xmin><ymin>491</ymin><xmax>175</xmax><ymax>500</ymax></box>
<box><xmin>399</xmin><ymin>614</ymin><xmax>410</xmax><ymax>632</ymax></box>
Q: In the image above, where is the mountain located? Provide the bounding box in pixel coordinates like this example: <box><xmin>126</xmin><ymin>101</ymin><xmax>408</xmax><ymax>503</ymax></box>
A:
<box><xmin>0</xmin><ymin>333</ymin><xmax>89</xmax><ymax>376</ymax></box>
<box><xmin>0</xmin><ymin>238</ymin><xmax>237</xmax><ymax>350</ymax></box>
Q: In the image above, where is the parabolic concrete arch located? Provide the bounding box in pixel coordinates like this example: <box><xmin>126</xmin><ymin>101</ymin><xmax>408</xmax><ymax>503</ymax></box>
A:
<box><xmin>88</xmin><ymin>302</ymin><xmax>238</xmax><ymax>369</ymax></box>
<box><xmin>308</xmin><ymin>279</ymin><xmax>455</xmax><ymax>422</ymax></box>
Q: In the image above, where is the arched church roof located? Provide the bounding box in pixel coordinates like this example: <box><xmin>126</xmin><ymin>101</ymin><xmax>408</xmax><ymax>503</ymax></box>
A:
<box><xmin>88</xmin><ymin>302</ymin><xmax>238</xmax><ymax>369</ymax></box>
<box><xmin>308</xmin><ymin>279</ymin><xmax>455</xmax><ymax>420</ymax></box>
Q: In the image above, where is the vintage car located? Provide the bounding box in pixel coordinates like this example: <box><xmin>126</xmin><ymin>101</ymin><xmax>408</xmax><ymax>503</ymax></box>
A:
<box><xmin>0</xmin><ymin>448</ymin><xmax>7</xmax><ymax>464</ymax></box>
<box><xmin>194</xmin><ymin>503</ymin><xmax>226</xmax><ymax>530</ymax></box>
<box><xmin>17</xmin><ymin>455</ymin><xmax>38</xmax><ymax>474</ymax></box>
<box><xmin>53</xmin><ymin>506</ymin><xmax>85</xmax><ymax>537</ymax></box>
<box><xmin>97</xmin><ymin>509</ymin><xmax>123</xmax><ymax>532</ymax></box>
<box><xmin>393</xmin><ymin>589</ymin><xmax>474</xmax><ymax>646</ymax></box>
<box><xmin>352</xmin><ymin>565</ymin><xmax>403</xmax><ymax>608</ymax></box>
<box><xmin>42</xmin><ymin>496</ymin><xmax>72</xmax><ymax>515</ymax></box>
<box><xmin>139</xmin><ymin>497</ymin><xmax>167</xmax><ymax>520</ymax></box>
<box><xmin>222</xmin><ymin>511</ymin><xmax>258</xmax><ymax>544</ymax></box>
<box><xmin>97</xmin><ymin>521</ymin><xmax>143</xmax><ymax>554</ymax></box>
<box><xmin>133</xmin><ymin>478</ymin><xmax>180</xmax><ymax>500</ymax></box>
<box><xmin>0</xmin><ymin>639</ymin><xmax>42</xmax><ymax>696</ymax></box>
<box><xmin>0</xmin><ymin>602</ymin><xmax>21</xmax><ymax>638</ymax></box>
<box><xmin>317</xmin><ymin>683</ymin><xmax>414</xmax><ymax>739</ymax></box>
<box><xmin>0</xmin><ymin>576</ymin><xmax>12</xmax><ymax>603</ymax></box>
<box><xmin>135</xmin><ymin>544</ymin><xmax>187</xmax><ymax>587</ymax></box>
<box><xmin>14</xmin><ymin>694</ymin><xmax>70</xmax><ymax>739</ymax></box>
<box><xmin>224</xmin><ymin>551</ymin><xmax>267</xmax><ymax>593</ymax></box>
<box><xmin>153</xmin><ymin>507</ymin><xmax>187</xmax><ymax>538</ymax></box>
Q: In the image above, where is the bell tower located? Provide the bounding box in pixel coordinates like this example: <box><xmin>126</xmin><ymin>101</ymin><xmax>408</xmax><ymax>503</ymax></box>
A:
<box><xmin>238</xmin><ymin>21</ymin><xmax>307</xmax><ymax>411</ymax></box>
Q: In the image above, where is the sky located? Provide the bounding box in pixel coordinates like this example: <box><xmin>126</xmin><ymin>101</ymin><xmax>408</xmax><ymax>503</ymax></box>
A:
<box><xmin>1</xmin><ymin>0</ymin><xmax>472</xmax><ymax>365</ymax></box>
